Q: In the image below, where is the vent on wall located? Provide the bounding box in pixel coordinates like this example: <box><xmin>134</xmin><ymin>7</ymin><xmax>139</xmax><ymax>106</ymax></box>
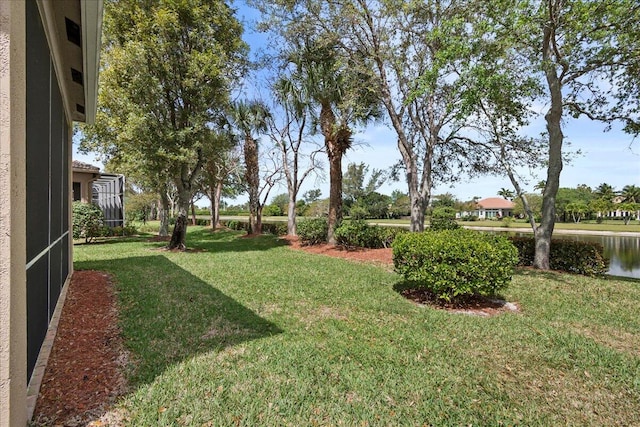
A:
<box><xmin>71</xmin><ymin>68</ymin><xmax>83</xmax><ymax>85</ymax></box>
<box><xmin>76</xmin><ymin>104</ymin><xmax>85</xmax><ymax>115</ymax></box>
<box><xmin>65</xmin><ymin>17</ymin><xmax>81</xmax><ymax>47</ymax></box>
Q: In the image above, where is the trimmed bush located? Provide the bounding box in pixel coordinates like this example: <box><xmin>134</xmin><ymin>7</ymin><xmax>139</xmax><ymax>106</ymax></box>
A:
<box><xmin>393</xmin><ymin>229</ymin><xmax>518</xmax><ymax>301</ymax></box>
<box><xmin>72</xmin><ymin>202</ymin><xmax>104</xmax><ymax>243</ymax></box>
<box><xmin>261</xmin><ymin>222</ymin><xmax>288</xmax><ymax>236</ymax></box>
<box><xmin>430</xmin><ymin>207</ymin><xmax>460</xmax><ymax>231</ymax></box>
<box><xmin>334</xmin><ymin>220</ymin><xmax>406</xmax><ymax>249</ymax></box>
<box><xmin>297</xmin><ymin>218</ymin><xmax>328</xmax><ymax>245</ymax></box>
<box><xmin>509</xmin><ymin>236</ymin><xmax>608</xmax><ymax>276</ymax></box>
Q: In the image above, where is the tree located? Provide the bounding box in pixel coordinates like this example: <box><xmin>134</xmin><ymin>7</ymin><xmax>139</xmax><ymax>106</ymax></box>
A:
<box><xmin>565</xmin><ymin>202</ymin><xmax>589</xmax><ymax>223</ymax></box>
<box><xmin>82</xmin><ymin>0</ymin><xmax>247</xmax><ymax>249</ymax></box>
<box><xmin>497</xmin><ymin>188</ymin><xmax>515</xmax><ymax>200</ymax></box>
<box><xmin>473</xmin><ymin>0</ymin><xmax>640</xmax><ymax>269</ymax></box>
<box><xmin>201</xmin><ymin>130</ymin><xmax>244</xmax><ymax>229</ymax></box>
<box><xmin>303</xmin><ymin>189</ymin><xmax>322</xmax><ymax>204</ymax></box>
<box><xmin>594</xmin><ymin>183</ymin><xmax>617</xmax><ymax>202</ymax></box>
<box><xmin>277</xmin><ymin>37</ymin><xmax>380</xmax><ymax>243</ymax></box>
<box><xmin>269</xmin><ymin>76</ymin><xmax>324</xmax><ymax>235</ymax></box>
<box><xmin>342</xmin><ymin>162</ymin><xmax>386</xmax><ymax>205</ymax></box>
<box><xmin>231</xmin><ymin>100</ymin><xmax>271</xmax><ymax>234</ymax></box>
<box><xmin>621</xmin><ymin>185</ymin><xmax>640</xmax><ymax>203</ymax></box>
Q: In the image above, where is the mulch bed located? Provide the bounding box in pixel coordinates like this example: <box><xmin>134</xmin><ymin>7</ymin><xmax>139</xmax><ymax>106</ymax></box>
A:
<box><xmin>32</xmin><ymin>270</ymin><xmax>127</xmax><ymax>427</ymax></box>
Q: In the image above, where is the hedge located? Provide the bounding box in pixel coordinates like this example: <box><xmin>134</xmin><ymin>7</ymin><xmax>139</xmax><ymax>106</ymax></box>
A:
<box><xmin>509</xmin><ymin>236</ymin><xmax>608</xmax><ymax>276</ymax></box>
<box><xmin>393</xmin><ymin>229</ymin><xmax>518</xmax><ymax>301</ymax></box>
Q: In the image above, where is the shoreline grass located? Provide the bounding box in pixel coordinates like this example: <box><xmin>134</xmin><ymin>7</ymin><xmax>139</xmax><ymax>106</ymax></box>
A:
<box><xmin>74</xmin><ymin>228</ymin><xmax>640</xmax><ymax>425</ymax></box>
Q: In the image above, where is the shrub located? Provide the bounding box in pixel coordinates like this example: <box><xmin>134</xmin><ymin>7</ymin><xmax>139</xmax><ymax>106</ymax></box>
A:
<box><xmin>501</xmin><ymin>217</ymin><xmax>514</xmax><ymax>228</ymax></box>
<box><xmin>509</xmin><ymin>236</ymin><xmax>608</xmax><ymax>276</ymax></box>
<box><xmin>297</xmin><ymin>218</ymin><xmax>328</xmax><ymax>245</ymax></box>
<box><xmin>335</xmin><ymin>220</ymin><xmax>382</xmax><ymax>248</ymax></box>
<box><xmin>225</xmin><ymin>220</ymin><xmax>247</xmax><ymax>231</ymax></box>
<box><xmin>263</xmin><ymin>204</ymin><xmax>283</xmax><ymax>216</ymax></box>
<box><xmin>72</xmin><ymin>202</ymin><xmax>104</xmax><ymax>243</ymax></box>
<box><xmin>261</xmin><ymin>222</ymin><xmax>288</xmax><ymax>236</ymax></box>
<box><xmin>393</xmin><ymin>229</ymin><xmax>518</xmax><ymax>301</ymax></box>
<box><xmin>334</xmin><ymin>220</ymin><xmax>406</xmax><ymax>249</ymax></box>
<box><xmin>430</xmin><ymin>207</ymin><xmax>460</xmax><ymax>231</ymax></box>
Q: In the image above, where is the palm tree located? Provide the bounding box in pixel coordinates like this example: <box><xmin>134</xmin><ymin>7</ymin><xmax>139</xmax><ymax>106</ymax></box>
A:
<box><xmin>620</xmin><ymin>184</ymin><xmax>640</xmax><ymax>203</ymax></box>
<box><xmin>230</xmin><ymin>100</ymin><xmax>270</xmax><ymax>234</ymax></box>
<box><xmin>497</xmin><ymin>188</ymin><xmax>515</xmax><ymax>200</ymax></box>
<box><xmin>286</xmin><ymin>39</ymin><xmax>380</xmax><ymax>244</ymax></box>
<box><xmin>594</xmin><ymin>183</ymin><xmax>616</xmax><ymax>202</ymax></box>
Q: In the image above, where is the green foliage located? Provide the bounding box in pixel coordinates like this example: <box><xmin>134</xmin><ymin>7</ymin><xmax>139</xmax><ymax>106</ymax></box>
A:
<box><xmin>225</xmin><ymin>220</ymin><xmax>247</xmax><ymax>231</ymax></box>
<box><xmin>509</xmin><ymin>237</ymin><xmax>608</xmax><ymax>276</ymax></box>
<box><xmin>262</xmin><ymin>204</ymin><xmax>283</xmax><ymax>217</ymax></box>
<box><xmin>297</xmin><ymin>218</ymin><xmax>328</xmax><ymax>245</ymax></box>
<box><xmin>334</xmin><ymin>220</ymin><xmax>404</xmax><ymax>249</ymax></box>
<box><xmin>393</xmin><ymin>229</ymin><xmax>518</xmax><ymax>301</ymax></box>
<box><xmin>261</xmin><ymin>222</ymin><xmax>288</xmax><ymax>236</ymax></box>
<box><xmin>429</xmin><ymin>207</ymin><xmax>460</xmax><ymax>231</ymax></box>
<box><xmin>72</xmin><ymin>202</ymin><xmax>104</xmax><ymax>243</ymax></box>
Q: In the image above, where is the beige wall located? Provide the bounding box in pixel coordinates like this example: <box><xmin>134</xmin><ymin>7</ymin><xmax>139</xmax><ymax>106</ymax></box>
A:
<box><xmin>0</xmin><ymin>1</ymin><xmax>28</xmax><ymax>426</ymax></box>
<box><xmin>72</xmin><ymin>171</ymin><xmax>98</xmax><ymax>203</ymax></box>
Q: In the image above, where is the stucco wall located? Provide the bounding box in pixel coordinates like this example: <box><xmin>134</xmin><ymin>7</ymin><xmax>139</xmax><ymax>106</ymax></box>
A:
<box><xmin>0</xmin><ymin>1</ymin><xmax>28</xmax><ymax>425</ymax></box>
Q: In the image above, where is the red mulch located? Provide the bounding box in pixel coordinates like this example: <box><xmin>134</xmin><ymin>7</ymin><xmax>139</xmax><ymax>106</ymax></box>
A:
<box><xmin>32</xmin><ymin>270</ymin><xmax>127</xmax><ymax>427</ymax></box>
<box><xmin>32</xmin><ymin>235</ymin><xmax>517</xmax><ymax>425</ymax></box>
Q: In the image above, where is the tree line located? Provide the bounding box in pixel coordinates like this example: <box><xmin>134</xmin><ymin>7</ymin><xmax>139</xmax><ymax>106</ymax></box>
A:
<box><xmin>80</xmin><ymin>0</ymin><xmax>639</xmax><ymax>270</ymax></box>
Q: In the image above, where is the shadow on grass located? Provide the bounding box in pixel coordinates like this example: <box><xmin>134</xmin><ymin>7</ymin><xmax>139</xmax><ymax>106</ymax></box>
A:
<box><xmin>167</xmin><ymin>228</ymin><xmax>290</xmax><ymax>253</ymax></box>
<box><xmin>75</xmin><ymin>254</ymin><xmax>283</xmax><ymax>388</ymax></box>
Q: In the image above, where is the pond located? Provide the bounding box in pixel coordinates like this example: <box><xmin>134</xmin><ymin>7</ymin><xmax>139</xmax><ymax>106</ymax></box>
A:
<box><xmin>499</xmin><ymin>231</ymin><xmax>640</xmax><ymax>279</ymax></box>
<box><xmin>552</xmin><ymin>234</ymin><xmax>640</xmax><ymax>279</ymax></box>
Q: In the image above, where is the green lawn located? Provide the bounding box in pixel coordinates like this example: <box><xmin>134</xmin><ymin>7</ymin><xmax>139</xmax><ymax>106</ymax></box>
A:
<box><xmin>74</xmin><ymin>227</ymin><xmax>640</xmax><ymax>425</ymax></box>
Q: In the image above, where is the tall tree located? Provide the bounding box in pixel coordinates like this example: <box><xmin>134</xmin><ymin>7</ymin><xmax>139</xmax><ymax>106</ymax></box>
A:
<box><xmin>342</xmin><ymin>162</ymin><xmax>386</xmax><ymax>205</ymax></box>
<box><xmin>269</xmin><ymin>78</ymin><xmax>323</xmax><ymax>235</ymax></box>
<box><xmin>230</xmin><ymin>100</ymin><xmax>270</xmax><ymax>234</ymax></box>
<box><xmin>279</xmin><ymin>38</ymin><xmax>380</xmax><ymax>243</ymax></box>
<box><xmin>620</xmin><ymin>185</ymin><xmax>640</xmax><ymax>204</ymax></box>
<box><xmin>82</xmin><ymin>0</ymin><xmax>247</xmax><ymax>249</ymax></box>
<box><xmin>594</xmin><ymin>183</ymin><xmax>617</xmax><ymax>202</ymax></box>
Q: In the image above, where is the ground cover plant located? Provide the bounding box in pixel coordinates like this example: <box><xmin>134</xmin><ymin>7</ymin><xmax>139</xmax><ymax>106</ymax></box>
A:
<box><xmin>72</xmin><ymin>227</ymin><xmax>640</xmax><ymax>425</ymax></box>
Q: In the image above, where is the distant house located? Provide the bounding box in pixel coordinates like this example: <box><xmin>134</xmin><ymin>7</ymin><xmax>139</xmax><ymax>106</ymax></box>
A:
<box><xmin>459</xmin><ymin>197</ymin><xmax>515</xmax><ymax>219</ymax></box>
<box><xmin>72</xmin><ymin>160</ymin><xmax>125</xmax><ymax>227</ymax></box>
<box><xmin>72</xmin><ymin>160</ymin><xmax>100</xmax><ymax>202</ymax></box>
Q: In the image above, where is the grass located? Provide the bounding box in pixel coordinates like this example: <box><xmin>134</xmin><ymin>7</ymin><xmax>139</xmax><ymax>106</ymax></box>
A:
<box><xmin>74</xmin><ymin>227</ymin><xmax>640</xmax><ymax>425</ymax></box>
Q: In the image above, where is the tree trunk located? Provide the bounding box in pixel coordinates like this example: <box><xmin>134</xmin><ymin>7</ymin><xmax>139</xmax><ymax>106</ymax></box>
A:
<box><xmin>191</xmin><ymin>202</ymin><xmax>197</xmax><ymax>225</ymax></box>
<box><xmin>168</xmin><ymin>187</ymin><xmax>190</xmax><ymax>250</ymax></box>
<box><xmin>168</xmin><ymin>214</ymin><xmax>187</xmax><ymax>250</ymax></box>
<box><xmin>327</xmin><ymin>149</ymin><xmax>343</xmax><ymax>244</ymax></box>
<box><xmin>535</xmin><ymin>23</ymin><xmax>564</xmax><ymax>270</ymax></box>
<box><xmin>287</xmin><ymin>194</ymin><xmax>297</xmax><ymax>236</ymax></box>
<box><xmin>244</xmin><ymin>135</ymin><xmax>259</xmax><ymax>234</ymax></box>
<box><xmin>209</xmin><ymin>182</ymin><xmax>223</xmax><ymax>229</ymax></box>
<box><xmin>158</xmin><ymin>192</ymin><xmax>170</xmax><ymax>237</ymax></box>
<box><xmin>255</xmin><ymin>205</ymin><xmax>263</xmax><ymax>235</ymax></box>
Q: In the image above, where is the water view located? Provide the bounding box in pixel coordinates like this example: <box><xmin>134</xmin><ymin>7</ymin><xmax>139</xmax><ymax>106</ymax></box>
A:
<box><xmin>554</xmin><ymin>234</ymin><xmax>640</xmax><ymax>279</ymax></box>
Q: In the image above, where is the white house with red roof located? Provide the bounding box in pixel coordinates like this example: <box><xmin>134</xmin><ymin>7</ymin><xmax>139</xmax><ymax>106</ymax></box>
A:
<box><xmin>461</xmin><ymin>197</ymin><xmax>515</xmax><ymax>219</ymax></box>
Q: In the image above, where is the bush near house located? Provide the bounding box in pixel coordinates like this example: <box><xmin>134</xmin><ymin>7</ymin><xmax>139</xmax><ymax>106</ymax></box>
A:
<box><xmin>430</xmin><ymin>207</ymin><xmax>460</xmax><ymax>231</ymax></box>
<box><xmin>393</xmin><ymin>229</ymin><xmax>518</xmax><ymax>301</ymax></box>
<box><xmin>509</xmin><ymin>236</ymin><xmax>608</xmax><ymax>276</ymax></box>
<box><xmin>72</xmin><ymin>201</ymin><xmax>104</xmax><ymax>243</ymax></box>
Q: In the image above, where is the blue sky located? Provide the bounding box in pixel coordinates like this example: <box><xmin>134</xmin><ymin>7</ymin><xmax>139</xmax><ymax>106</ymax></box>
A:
<box><xmin>74</xmin><ymin>2</ymin><xmax>640</xmax><ymax>205</ymax></box>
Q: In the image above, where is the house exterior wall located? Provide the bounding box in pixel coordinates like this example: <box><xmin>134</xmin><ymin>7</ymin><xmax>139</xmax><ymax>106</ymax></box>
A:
<box><xmin>25</xmin><ymin>0</ymin><xmax>73</xmax><ymax>386</ymax></box>
<box><xmin>0</xmin><ymin>2</ymin><xmax>28</xmax><ymax>425</ymax></box>
<box><xmin>72</xmin><ymin>170</ymin><xmax>98</xmax><ymax>203</ymax></box>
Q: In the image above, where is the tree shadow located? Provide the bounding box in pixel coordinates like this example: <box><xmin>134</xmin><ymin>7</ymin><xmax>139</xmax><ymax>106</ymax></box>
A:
<box><xmin>75</xmin><ymin>255</ymin><xmax>283</xmax><ymax>387</ymax></box>
<box><xmin>146</xmin><ymin>228</ymin><xmax>290</xmax><ymax>254</ymax></box>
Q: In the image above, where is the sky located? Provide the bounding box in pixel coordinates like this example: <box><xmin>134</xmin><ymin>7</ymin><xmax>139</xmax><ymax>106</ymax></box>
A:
<box><xmin>73</xmin><ymin>2</ymin><xmax>640</xmax><ymax>206</ymax></box>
